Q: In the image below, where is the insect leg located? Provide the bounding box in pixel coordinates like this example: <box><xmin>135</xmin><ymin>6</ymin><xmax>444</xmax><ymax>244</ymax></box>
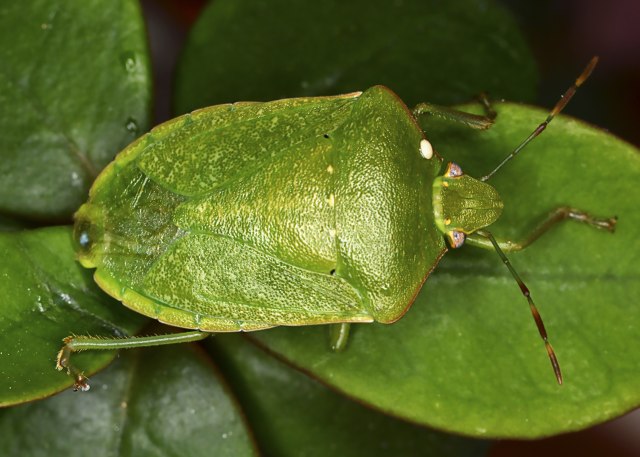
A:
<box><xmin>475</xmin><ymin>229</ymin><xmax>563</xmax><ymax>385</ymax></box>
<box><xmin>465</xmin><ymin>206</ymin><xmax>616</xmax><ymax>252</ymax></box>
<box><xmin>56</xmin><ymin>331</ymin><xmax>210</xmax><ymax>391</ymax></box>
<box><xmin>329</xmin><ymin>323</ymin><xmax>352</xmax><ymax>352</ymax></box>
<box><xmin>476</xmin><ymin>92</ymin><xmax>497</xmax><ymax>121</ymax></box>
<box><xmin>412</xmin><ymin>102</ymin><xmax>494</xmax><ymax>130</ymax></box>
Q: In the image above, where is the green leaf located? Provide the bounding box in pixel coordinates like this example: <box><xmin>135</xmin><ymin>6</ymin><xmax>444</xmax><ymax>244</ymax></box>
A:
<box><xmin>175</xmin><ymin>0</ymin><xmax>536</xmax><ymax>113</ymax></box>
<box><xmin>210</xmin><ymin>334</ymin><xmax>489</xmax><ymax>457</ymax></box>
<box><xmin>0</xmin><ymin>0</ymin><xmax>151</xmax><ymax>221</ymax></box>
<box><xmin>0</xmin><ymin>344</ymin><xmax>258</xmax><ymax>457</ymax></box>
<box><xmin>248</xmin><ymin>103</ymin><xmax>640</xmax><ymax>438</ymax></box>
<box><xmin>0</xmin><ymin>226</ymin><xmax>148</xmax><ymax>406</ymax></box>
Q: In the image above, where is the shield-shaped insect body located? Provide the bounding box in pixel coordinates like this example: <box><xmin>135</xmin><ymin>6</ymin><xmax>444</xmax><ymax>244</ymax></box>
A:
<box><xmin>74</xmin><ymin>86</ymin><xmax>448</xmax><ymax>331</ymax></box>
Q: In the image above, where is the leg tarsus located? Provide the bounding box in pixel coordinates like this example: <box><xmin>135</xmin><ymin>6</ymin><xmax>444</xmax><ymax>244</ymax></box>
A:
<box><xmin>466</xmin><ymin>206</ymin><xmax>617</xmax><ymax>252</ymax></box>
<box><xmin>71</xmin><ymin>372</ymin><xmax>90</xmax><ymax>392</ymax></box>
<box><xmin>56</xmin><ymin>340</ymin><xmax>90</xmax><ymax>391</ymax></box>
<box><xmin>329</xmin><ymin>323</ymin><xmax>351</xmax><ymax>352</ymax></box>
<box><xmin>477</xmin><ymin>92</ymin><xmax>497</xmax><ymax>121</ymax></box>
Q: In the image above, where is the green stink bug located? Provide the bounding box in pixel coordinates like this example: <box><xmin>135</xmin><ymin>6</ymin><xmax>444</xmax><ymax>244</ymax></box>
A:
<box><xmin>58</xmin><ymin>58</ymin><xmax>615</xmax><ymax>391</ymax></box>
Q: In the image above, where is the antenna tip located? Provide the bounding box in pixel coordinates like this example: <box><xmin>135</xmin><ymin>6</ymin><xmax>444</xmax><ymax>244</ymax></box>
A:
<box><xmin>545</xmin><ymin>342</ymin><xmax>563</xmax><ymax>385</ymax></box>
<box><xmin>577</xmin><ymin>57</ymin><xmax>599</xmax><ymax>86</ymax></box>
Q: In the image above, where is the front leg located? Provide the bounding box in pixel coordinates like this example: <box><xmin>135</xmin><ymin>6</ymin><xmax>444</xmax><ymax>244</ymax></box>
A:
<box><xmin>466</xmin><ymin>206</ymin><xmax>616</xmax><ymax>252</ymax></box>
<box><xmin>412</xmin><ymin>93</ymin><xmax>495</xmax><ymax>131</ymax></box>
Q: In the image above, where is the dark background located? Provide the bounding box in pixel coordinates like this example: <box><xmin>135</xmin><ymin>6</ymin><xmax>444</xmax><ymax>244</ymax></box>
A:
<box><xmin>503</xmin><ymin>0</ymin><xmax>640</xmax><ymax>148</ymax></box>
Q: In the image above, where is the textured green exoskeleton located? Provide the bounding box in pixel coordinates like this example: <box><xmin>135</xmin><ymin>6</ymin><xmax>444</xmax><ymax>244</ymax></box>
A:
<box><xmin>74</xmin><ymin>87</ymin><xmax>445</xmax><ymax>328</ymax></box>
<box><xmin>59</xmin><ymin>58</ymin><xmax>617</xmax><ymax>390</ymax></box>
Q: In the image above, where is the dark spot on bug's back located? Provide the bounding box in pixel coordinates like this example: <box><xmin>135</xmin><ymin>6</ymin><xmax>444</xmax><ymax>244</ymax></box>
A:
<box><xmin>323</xmin><ymin>134</ymin><xmax>330</xmax><ymax>139</ymax></box>
<box><xmin>330</xmin><ymin>269</ymin><xmax>336</xmax><ymax>275</ymax></box>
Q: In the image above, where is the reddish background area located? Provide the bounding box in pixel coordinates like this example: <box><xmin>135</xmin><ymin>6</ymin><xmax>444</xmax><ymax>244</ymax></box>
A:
<box><xmin>502</xmin><ymin>0</ymin><xmax>640</xmax><ymax>147</ymax></box>
<box><xmin>140</xmin><ymin>1</ymin><xmax>640</xmax><ymax>456</ymax></box>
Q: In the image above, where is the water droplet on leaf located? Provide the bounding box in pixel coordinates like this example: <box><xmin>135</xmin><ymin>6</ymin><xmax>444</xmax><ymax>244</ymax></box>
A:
<box><xmin>120</xmin><ymin>51</ymin><xmax>137</xmax><ymax>73</ymax></box>
<box><xmin>125</xmin><ymin>118</ymin><xmax>139</xmax><ymax>134</ymax></box>
<box><xmin>70</xmin><ymin>171</ymin><xmax>83</xmax><ymax>188</ymax></box>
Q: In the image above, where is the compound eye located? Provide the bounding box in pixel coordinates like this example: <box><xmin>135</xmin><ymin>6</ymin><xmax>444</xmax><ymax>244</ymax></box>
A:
<box><xmin>78</xmin><ymin>230</ymin><xmax>91</xmax><ymax>249</ymax></box>
<box><xmin>445</xmin><ymin>162</ymin><xmax>464</xmax><ymax>178</ymax></box>
<box><xmin>73</xmin><ymin>218</ymin><xmax>94</xmax><ymax>254</ymax></box>
<box><xmin>446</xmin><ymin>230</ymin><xmax>466</xmax><ymax>249</ymax></box>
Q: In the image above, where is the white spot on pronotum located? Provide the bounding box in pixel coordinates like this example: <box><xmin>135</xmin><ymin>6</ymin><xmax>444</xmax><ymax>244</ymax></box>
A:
<box><xmin>419</xmin><ymin>139</ymin><xmax>433</xmax><ymax>159</ymax></box>
<box><xmin>326</xmin><ymin>164</ymin><xmax>334</xmax><ymax>174</ymax></box>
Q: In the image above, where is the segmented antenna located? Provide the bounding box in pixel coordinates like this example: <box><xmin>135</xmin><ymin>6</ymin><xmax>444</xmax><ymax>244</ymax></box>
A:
<box><xmin>477</xmin><ymin>230</ymin><xmax>563</xmax><ymax>385</ymax></box>
<box><xmin>481</xmin><ymin>56</ymin><xmax>599</xmax><ymax>182</ymax></box>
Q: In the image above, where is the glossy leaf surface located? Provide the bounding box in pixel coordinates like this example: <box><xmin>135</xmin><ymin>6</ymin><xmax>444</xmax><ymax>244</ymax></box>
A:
<box><xmin>175</xmin><ymin>0</ymin><xmax>536</xmax><ymax>113</ymax></box>
<box><xmin>210</xmin><ymin>334</ymin><xmax>489</xmax><ymax>457</ymax></box>
<box><xmin>0</xmin><ymin>344</ymin><xmax>257</xmax><ymax>457</ymax></box>
<box><xmin>0</xmin><ymin>0</ymin><xmax>151</xmax><ymax>221</ymax></box>
<box><xmin>249</xmin><ymin>103</ymin><xmax>640</xmax><ymax>438</ymax></box>
<box><xmin>0</xmin><ymin>227</ymin><xmax>147</xmax><ymax>406</ymax></box>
